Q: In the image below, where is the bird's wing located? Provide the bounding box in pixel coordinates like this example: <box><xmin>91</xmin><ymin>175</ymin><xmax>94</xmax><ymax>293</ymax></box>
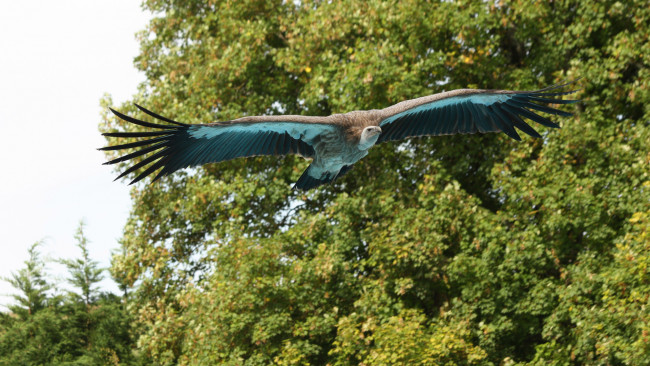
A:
<box><xmin>377</xmin><ymin>80</ymin><xmax>579</xmax><ymax>143</ymax></box>
<box><xmin>100</xmin><ymin>105</ymin><xmax>338</xmax><ymax>184</ymax></box>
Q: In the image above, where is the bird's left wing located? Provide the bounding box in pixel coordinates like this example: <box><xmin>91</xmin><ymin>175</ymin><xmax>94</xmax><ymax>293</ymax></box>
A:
<box><xmin>377</xmin><ymin>81</ymin><xmax>579</xmax><ymax>143</ymax></box>
<box><xmin>100</xmin><ymin>105</ymin><xmax>337</xmax><ymax>184</ymax></box>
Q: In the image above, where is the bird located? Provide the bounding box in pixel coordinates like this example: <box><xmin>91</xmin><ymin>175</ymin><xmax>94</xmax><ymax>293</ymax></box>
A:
<box><xmin>101</xmin><ymin>80</ymin><xmax>579</xmax><ymax>190</ymax></box>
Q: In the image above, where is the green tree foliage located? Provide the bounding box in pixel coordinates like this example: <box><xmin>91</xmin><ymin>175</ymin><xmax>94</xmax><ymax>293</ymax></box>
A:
<box><xmin>0</xmin><ymin>225</ymin><xmax>139</xmax><ymax>365</ymax></box>
<box><xmin>3</xmin><ymin>242</ymin><xmax>52</xmax><ymax>319</ymax></box>
<box><xmin>101</xmin><ymin>0</ymin><xmax>649</xmax><ymax>364</ymax></box>
<box><xmin>59</xmin><ymin>221</ymin><xmax>104</xmax><ymax>306</ymax></box>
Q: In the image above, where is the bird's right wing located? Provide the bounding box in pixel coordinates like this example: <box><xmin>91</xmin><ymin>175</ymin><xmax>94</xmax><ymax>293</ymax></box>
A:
<box><xmin>100</xmin><ymin>105</ymin><xmax>337</xmax><ymax>184</ymax></box>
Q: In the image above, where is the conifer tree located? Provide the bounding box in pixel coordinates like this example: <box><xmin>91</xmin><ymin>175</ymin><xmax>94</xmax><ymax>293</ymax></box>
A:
<box><xmin>60</xmin><ymin>221</ymin><xmax>104</xmax><ymax>306</ymax></box>
<box><xmin>4</xmin><ymin>241</ymin><xmax>52</xmax><ymax>319</ymax></box>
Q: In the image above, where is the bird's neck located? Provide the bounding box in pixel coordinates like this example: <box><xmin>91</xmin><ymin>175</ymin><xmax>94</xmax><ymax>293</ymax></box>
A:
<box><xmin>358</xmin><ymin>133</ymin><xmax>379</xmax><ymax>150</ymax></box>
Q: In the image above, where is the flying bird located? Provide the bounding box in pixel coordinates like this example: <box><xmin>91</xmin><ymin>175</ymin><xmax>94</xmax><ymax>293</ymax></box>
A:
<box><xmin>101</xmin><ymin>81</ymin><xmax>578</xmax><ymax>190</ymax></box>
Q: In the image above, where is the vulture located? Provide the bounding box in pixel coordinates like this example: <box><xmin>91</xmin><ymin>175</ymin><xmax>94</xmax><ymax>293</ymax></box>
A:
<box><xmin>101</xmin><ymin>80</ymin><xmax>579</xmax><ymax>190</ymax></box>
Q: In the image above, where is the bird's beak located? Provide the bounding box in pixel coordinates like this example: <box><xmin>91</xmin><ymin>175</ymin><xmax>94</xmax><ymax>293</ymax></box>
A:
<box><xmin>373</xmin><ymin>126</ymin><xmax>382</xmax><ymax>134</ymax></box>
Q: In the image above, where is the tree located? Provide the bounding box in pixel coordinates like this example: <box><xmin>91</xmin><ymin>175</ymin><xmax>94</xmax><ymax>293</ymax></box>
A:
<box><xmin>3</xmin><ymin>241</ymin><xmax>52</xmax><ymax>319</ymax></box>
<box><xmin>0</xmin><ymin>242</ymin><xmax>75</xmax><ymax>365</ymax></box>
<box><xmin>60</xmin><ymin>221</ymin><xmax>104</xmax><ymax>306</ymax></box>
<box><xmin>102</xmin><ymin>0</ymin><xmax>649</xmax><ymax>364</ymax></box>
<box><xmin>56</xmin><ymin>221</ymin><xmax>140</xmax><ymax>365</ymax></box>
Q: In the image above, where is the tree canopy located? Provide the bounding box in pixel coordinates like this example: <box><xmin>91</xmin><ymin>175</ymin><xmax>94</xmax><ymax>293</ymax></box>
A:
<box><xmin>100</xmin><ymin>0</ymin><xmax>649</xmax><ymax>364</ymax></box>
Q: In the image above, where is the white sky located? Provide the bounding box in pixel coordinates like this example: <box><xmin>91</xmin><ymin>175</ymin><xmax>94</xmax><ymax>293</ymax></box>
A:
<box><xmin>0</xmin><ymin>1</ymin><xmax>150</xmax><ymax>305</ymax></box>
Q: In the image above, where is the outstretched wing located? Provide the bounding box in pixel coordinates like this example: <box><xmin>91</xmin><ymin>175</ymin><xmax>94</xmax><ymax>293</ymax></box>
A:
<box><xmin>100</xmin><ymin>105</ymin><xmax>337</xmax><ymax>184</ymax></box>
<box><xmin>377</xmin><ymin>80</ymin><xmax>580</xmax><ymax>143</ymax></box>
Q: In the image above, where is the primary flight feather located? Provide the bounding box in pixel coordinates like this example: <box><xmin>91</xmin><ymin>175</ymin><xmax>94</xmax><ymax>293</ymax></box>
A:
<box><xmin>101</xmin><ymin>80</ymin><xmax>579</xmax><ymax>190</ymax></box>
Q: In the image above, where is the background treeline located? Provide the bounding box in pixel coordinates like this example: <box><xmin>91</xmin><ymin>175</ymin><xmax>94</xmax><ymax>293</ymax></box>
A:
<box><xmin>3</xmin><ymin>0</ymin><xmax>648</xmax><ymax>364</ymax></box>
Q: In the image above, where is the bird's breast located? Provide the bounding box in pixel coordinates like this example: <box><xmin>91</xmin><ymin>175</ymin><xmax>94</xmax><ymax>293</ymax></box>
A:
<box><xmin>312</xmin><ymin>127</ymin><xmax>368</xmax><ymax>165</ymax></box>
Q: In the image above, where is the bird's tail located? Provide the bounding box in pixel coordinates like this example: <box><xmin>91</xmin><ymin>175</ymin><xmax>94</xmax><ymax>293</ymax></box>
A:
<box><xmin>293</xmin><ymin>165</ymin><xmax>335</xmax><ymax>191</ymax></box>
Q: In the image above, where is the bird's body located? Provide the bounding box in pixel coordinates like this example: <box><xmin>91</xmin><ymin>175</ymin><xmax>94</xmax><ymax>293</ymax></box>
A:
<box><xmin>101</xmin><ymin>81</ymin><xmax>579</xmax><ymax>190</ymax></box>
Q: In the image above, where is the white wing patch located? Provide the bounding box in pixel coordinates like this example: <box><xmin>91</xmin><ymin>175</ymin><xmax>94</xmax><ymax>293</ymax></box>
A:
<box><xmin>189</xmin><ymin>122</ymin><xmax>336</xmax><ymax>144</ymax></box>
<box><xmin>381</xmin><ymin>93</ymin><xmax>512</xmax><ymax>125</ymax></box>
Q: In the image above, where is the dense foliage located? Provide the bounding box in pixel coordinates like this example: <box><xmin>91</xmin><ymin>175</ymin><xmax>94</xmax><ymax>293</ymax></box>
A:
<box><xmin>99</xmin><ymin>0</ymin><xmax>648</xmax><ymax>364</ymax></box>
<box><xmin>0</xmin><ymin>225</ymin><xmax>138</xmax><ymax>365</ymax></box>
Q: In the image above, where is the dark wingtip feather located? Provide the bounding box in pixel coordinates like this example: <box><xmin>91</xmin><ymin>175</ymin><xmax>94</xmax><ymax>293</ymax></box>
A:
<box><xmin>103</xmin><ymin>141</ymin><xmax>170</xmax><ymax>165</ymax></box>
<box><xmin>502</xmin><ymin>126</ymin><xmax>522</xmax><ymax>141</ymax></box>
<box><xmin>527</xmin><ymin>96</ymin><xmax>580</xmax><ymax>105</ymax></box>
<box><xmin>534</xmin><ymin>89</ymin><xmax>581</xmax><ymax>97</ymax></box>
<box><xmin>150</xmin><ymin>163</ymin><xmax>173</xmax><ymax>183</ymax></box>
<box><xmin>99</xmin><ymin>136</ymin><xmax>171</xmax><ymax>151</ymax></box>
<box><xmin>134</xmin><ymin>104</ymin><xmax>188</xmax><ymax>127</ymax></box>
<box><xmin>102</xmin><ymin>131</ymin><xmax>173</xmax><ymax>138</ymax></box>
<box><xmin>129</xmin><ymin>156</ymin><xmax>172</xmax><ymax>185</ymax></box>
<box><xmin>508</xmin><ymin>99</ymin><xmax>573</xmax><ymax>117</ymax></box>
<box><xmin>494</xmin><ymin>104</ymin><xmax>542</xmax><ymax>138</ymax></box>
<box><xmin>506</xmin><ymin>104</ymin><xmax>561</xmax><ymax>129</ymax></box>
<box><xmin>533</xmin><ymin>78</ymin><xmax>583</xmax><ymax>93</ymax></box>
<box><xmin>113</xmin><ymin>149</ymin><xmax>171</xmax><ymax>181</ymax></box>
<box><xmin>109</xmin><ymin>107</ymin><xmax>179</xmax><ymax>130</ymax></box>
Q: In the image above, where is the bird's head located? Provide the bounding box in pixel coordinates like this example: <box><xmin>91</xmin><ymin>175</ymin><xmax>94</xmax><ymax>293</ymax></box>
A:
<box><xmin>359</xmin><ymin>125</ymin><xmax>382</xmax><ymax>150</ymax></box>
